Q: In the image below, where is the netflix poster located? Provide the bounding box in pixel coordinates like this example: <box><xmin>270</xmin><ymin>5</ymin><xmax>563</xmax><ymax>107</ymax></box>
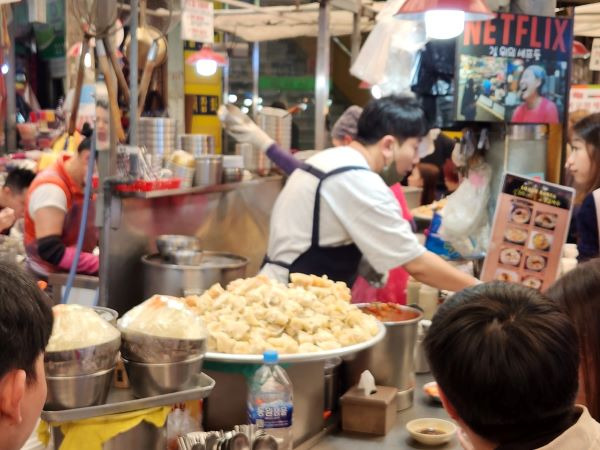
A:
<box><xmin>455</xmin><ymin>14</ymin><xmax>572</xmax><ymax>124</ymax></box>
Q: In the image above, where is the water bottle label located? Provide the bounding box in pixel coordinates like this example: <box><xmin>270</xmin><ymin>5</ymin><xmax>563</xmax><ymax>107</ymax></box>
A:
<box><xmin>248</xmin><ymin>402</ymin><xmax>293</xmax><ymax>428</ymax></box>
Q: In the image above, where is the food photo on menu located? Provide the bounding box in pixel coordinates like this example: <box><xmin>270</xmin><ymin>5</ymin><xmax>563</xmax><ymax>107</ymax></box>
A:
<box><xmin>499</xmin><ymin>247</ymin><xmax>522</xmax><ymax>267</ymax></box>
<box><xmin>525</xmin><ymin>254</ymin><xmax>547</xmax><ymax>272</ymax></box>
<box><xmin>504</xmin><ymin>227</ymin><xmax>529</xmax><ymax>246</ymax></box>
<box><xmin>494</xmin><ymin>268</ymin><xmax>520</xmax><ymax>283</ymax></box>
<box><xmin>482</xmin><ymin>173</ymin><xmax>575</xmax><ymax>291</ymax></box>
<box><xmin>529</xmin><ymin>231</ymin><xmax>553</xmax><ymax>252</ymax></box>
<box><xmin>510</xmin><ymin>201</ymin><xmax>533</xmax><ymax>225</ymax></box>
<box><xmin>534</xmin><ymin>212</ymin><xmax>557</xmax><ymax>230</ymax></box>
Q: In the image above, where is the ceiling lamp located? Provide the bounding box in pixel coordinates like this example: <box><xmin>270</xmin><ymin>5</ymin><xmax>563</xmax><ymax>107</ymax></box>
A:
<box><xmin>573</xmin><ymin>40</ymin><xmax>590</xmax><ymax>59</ymax></box>
<box><xmin>186</xmin><ymin>46</ymin><xmax>227</xmax><ymax>77</ymax></box>
<box><xmin>396</xmin><ymin>0</ymin><xmax>494</xmax><ymax>40</ymax></box>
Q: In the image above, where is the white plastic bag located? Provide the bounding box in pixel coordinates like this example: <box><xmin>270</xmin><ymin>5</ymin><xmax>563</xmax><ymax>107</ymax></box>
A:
<box><xmin>440</xmin><ymin>162</ymin><xmax>492</xmax><ymax>257</ymax></box>
<box><xmin>350</xmin><ymin>0</ymin><xmax>426</xmax><ymax>91</ymax></box>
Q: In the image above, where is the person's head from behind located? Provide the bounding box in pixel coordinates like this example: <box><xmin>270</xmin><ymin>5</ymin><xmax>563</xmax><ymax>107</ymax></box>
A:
<box><xmin>331</xmin><ymin>106</ymin><xmax>363</xmax><ymax>147</ymax></box>
<box><xmin>547</xmin><ymin>260</ymin><xmax>600</xmax><ymax>421</ymax></box>
<box><xmin>443</xmin><ymin>158</ymin><xmax>460</xmax><ymax>193</ymax></box>
<box><xmin>2</xmin><ymin>168</ymin><xmax>35</xmax><ymax>218</ymax></box>
<box><xmin>425</xmin><ymin>282</ymin><xmax>579</xmax><ymax>448</ymax></box>
<box><xmin>519</xmin><ymin>65</ymin><xmax>546</xmax><ymax>102</ymax></box>
<box><xmin>69</xmin><ymin>122</ymin><xmax>96</xmax><ymax>188</ymax></box>
<box><xmin>0</xmin><ymin>262</ymin><xmax>53</xmax><ymax>450</ymax></box>
<box><xmin>407</xmin><ymin>163</ymin><xmax>439</xmax><ymax>205</ymax></box>
<box><xmin>355</xmin><ymin>95</ymin><xmax>428</xmax><ymax>175</ymax></box>
<box><xmin>566</xmin><ymin>113</ymin><xmax>600</xmax><ymax>194</ymax></box>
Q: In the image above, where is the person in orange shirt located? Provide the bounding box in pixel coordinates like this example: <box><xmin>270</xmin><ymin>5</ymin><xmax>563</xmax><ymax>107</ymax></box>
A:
<box><xmin>24</xmin><ymin>124</ymin><xmax>98</xmax><ymax>278</ymax></box>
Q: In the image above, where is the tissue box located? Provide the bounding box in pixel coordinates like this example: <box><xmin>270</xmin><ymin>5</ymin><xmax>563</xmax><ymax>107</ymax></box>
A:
<box><xmin>340</xmin><ymin>385</ymin><xmax>398</xmax><ymax>435</ymax></box>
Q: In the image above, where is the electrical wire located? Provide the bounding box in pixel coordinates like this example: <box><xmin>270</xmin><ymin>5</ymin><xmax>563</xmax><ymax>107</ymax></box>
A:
<box><xmin>61</xmin><ymin>131</ymin><xmax>97</xmax><ymax>304</ymax></box>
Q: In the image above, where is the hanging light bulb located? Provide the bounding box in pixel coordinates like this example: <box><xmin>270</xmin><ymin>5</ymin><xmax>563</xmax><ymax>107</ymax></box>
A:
<box><xmin>84</xmin><ymin>52</ymin><xmax>92</xmax><ymax>68</ymax></box>
<box><xmin>228</xmin><ymin>94</ymin><xmax>238</xmax><ymax>103</ymax></box>
<box><xmin>195</xmin><ymin>59</ymin><xmax>217</xmax><ymax>76</ymax></box>
<box><xmin>186</xmin><ymin>45</ymin><xmax>227</xmax><ymax>77</ymax></box>
<box><xmin>396</xmin><ymin>0</ymin><xmax>493</xmax><ymax>40</ymax></box>
<box><xmin>425</xmin><ymin>10</ymin><xmax>466</xmax><ymax>39</ymax></box>
<box><xmin>1</xmin><ymin>63</ymin><xmax>8</xmax><ymax>75</ymax></box>
<box><xmin>371</xmin><ymin>85</ymin><xmax>382</xmax><ymax>99</ymax></box>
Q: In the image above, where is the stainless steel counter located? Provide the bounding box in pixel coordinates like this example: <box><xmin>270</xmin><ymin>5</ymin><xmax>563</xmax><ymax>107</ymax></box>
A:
<box><xmin>311</xmin><ymin>374</ymin><xmax>460</xmax><ymax>450</ymax></box>
<box><xmin>101</xmin><ymin>176</ymin><xmax>283</xmax><ymax>314</ymax></box>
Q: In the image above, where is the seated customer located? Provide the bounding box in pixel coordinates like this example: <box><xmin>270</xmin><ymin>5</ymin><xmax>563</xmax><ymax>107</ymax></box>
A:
<box><xmin>547</xmin><ymin>260</ymin><xmax>600</xmax><ymax>421</ymax></box>
<box><xmin>425</xmin><ymin>282</ymin><xmax>600</xmax><ymax>449</ymax></box>
<box><xmin>0</xmin><ymin>262</ymin><xmax>53</xmax><ymax>450</ymax></box>
<box><xmin>0</xmin><ymin>168</ymin><xmax>36</xmax><ymax>234</ymax></box>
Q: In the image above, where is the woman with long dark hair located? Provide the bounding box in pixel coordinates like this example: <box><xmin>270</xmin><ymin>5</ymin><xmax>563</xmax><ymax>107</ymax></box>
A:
<box><xmin>565</xmin><ymin>113</ymin><xmax>600</xmax><ymax>260</ymax></box>
<box><xmin>408</xmin><ymin>162</ymin><xmax>440</xmax><ymax>206</ymax></box>
<box><xmin>547</xmin><ymin>259</ymin><xmax>600</xmax><ymax>421</ymax></box>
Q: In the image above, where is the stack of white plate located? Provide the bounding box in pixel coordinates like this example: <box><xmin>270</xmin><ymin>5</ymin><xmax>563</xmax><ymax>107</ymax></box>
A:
<box><xmin>137</xmin><ymin>118</ymin><xmax>178</xmax><ymax>165</ymax></box>
<box><xmin>256</xmin><ymin>107</ymin><xmax>292</xmax><ymax>151</ymax></box>
<box><xmin>179</xmin><ymin>134</ymin><xmax>216</xmax><ymax>157</ymax></box>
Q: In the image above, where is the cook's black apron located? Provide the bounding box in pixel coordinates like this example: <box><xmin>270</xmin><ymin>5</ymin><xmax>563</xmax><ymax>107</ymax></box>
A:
<box><xmin>264</xmin><ymin>164</ymin><xmax>368</xmax><ymax>285</ymax></box>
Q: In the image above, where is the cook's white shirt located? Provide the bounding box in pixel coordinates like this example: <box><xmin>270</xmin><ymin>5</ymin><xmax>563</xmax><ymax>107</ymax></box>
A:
<box><xmin>261</xmin><ymin>146</ymin><xmax>426</xmax><ymax>282</ymax></box>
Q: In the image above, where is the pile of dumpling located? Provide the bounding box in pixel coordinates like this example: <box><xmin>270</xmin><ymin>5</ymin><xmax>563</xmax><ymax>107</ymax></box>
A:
<box><xmin>183</xmin><ymin>273</ymin><xmax>380</xmax><ymax>355</ymax></box>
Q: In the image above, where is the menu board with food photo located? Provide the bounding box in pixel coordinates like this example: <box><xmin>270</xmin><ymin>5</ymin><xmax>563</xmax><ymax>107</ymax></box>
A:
<box><xmin>481</xmin><ymin>173</ymin><xmax>574</xmax><ymax>290</ymax></box>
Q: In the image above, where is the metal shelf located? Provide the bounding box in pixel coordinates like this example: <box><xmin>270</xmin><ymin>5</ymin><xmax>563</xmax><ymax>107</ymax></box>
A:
<box><xmin>115</xmin><ymin>175</ymin><xmax>283</xmax><ymax>199</ymax></box>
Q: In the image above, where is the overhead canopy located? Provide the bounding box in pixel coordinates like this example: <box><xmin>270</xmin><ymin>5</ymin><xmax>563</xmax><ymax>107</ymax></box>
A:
<box><xmin>213</xmin><ymin>2</ymin><xmax>378</xmax><ymax>42</ymax></box>
<box><xmin>575</xmin><ymin>3</ymin><xmax>600</xmax><ymax>37</ymax></box>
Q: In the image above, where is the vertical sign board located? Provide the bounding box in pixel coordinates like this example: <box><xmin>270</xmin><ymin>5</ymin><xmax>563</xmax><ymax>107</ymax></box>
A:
<box><xmin>590</xmin><ymin>38</ymin><xmax>600</xmax><ymax>71</ymax></box>
<box><xmin>455</xmin><ymin>14</ymin><xmax>572</xmax><ymax>124</ymax></box>
<box><xmin>481</xmin><ymin>173</ymin><xmax>575</xmax><ymax>291</ymax></box>
<box><xmin>181</xmin><ymin>0</ymin><xmax>214</xmax><ymax>44</ymax></box>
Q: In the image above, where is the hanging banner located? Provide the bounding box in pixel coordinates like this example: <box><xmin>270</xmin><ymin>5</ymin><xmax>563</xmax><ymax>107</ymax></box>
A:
<box><xmin>181</xmin><ymin>0</ymin><xmax>214</xmax><ymax>44</ymax></box>
<box><xmin>455</xmin><ymin>14</ymin><xmax>572</xmax><ymax>124</ymax></box>
<box><xmin>481</xmin><ymin>173</ymin><xmax>575</xmax><ymax>291</ymax></box>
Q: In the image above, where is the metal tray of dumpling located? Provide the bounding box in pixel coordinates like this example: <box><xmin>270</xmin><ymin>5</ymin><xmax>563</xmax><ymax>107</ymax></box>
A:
<box><xmin>119</xmin><ymin>328</ymin><xmax>207</xmax><ymax>364</ymax></box>
<box><xmin>204</xmin><ymin>321</ymin><xmax>386</xmax><ymax>364</ymax></box>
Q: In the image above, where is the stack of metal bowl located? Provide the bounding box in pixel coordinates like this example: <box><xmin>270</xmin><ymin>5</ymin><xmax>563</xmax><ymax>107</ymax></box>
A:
<box><xmin>44</xmin><ymin>336</ymin><xmax>120</xmax><ymax>410</ymax></box>
<box><xmin>256</xmin><ymin>107</ymin><xmax>292</xmax><ymax>151</ymax></box>
<box><xmin>119</xmin><ymin>329</ymin><xmax>206</xmax><ymax>398</ymax></box>
<box><xmin>180</xmin><ymin>134</ymin><xmax>216</xmax><ymax>157</ymax></box>
<box><xmin>156</xmin><ymin>234</ymin><xmax>203</xmax><ymax>264</ymax></box>
<box><xmin>138</xmin><ymin>118</ymin><xmax>178</xmax><ymax>169</ymax></box>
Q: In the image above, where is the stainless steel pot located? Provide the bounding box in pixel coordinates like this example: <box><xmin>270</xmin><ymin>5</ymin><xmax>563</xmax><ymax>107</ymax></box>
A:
<box><xmin>141</xmin><ymin>252</ymin><xmax>248</xmax><ymax>298</ymax></box>
<box><xmin>194</xmin><ymin>155</ymin><xmax>223</xmax><ymax>187</ymax></box>
<box><xmin>343</xmin><ymin>304</ymin><xmax>422</xmax><ymax>411</ymax></box>
<box><xmin>324</xmin><ymin>357</ymin><xmax>342</xmax><ymax>413</ymax></box>
<box><xmin>240</xmin><ymin>145</ymin><xmax>272</xmax><ymax>177</ymax></box>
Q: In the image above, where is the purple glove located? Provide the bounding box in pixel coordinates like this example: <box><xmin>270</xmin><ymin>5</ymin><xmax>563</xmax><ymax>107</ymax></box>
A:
<box><xmin>265</xmin><ymin>143</ymin><xmax>302</xmax><ymax>175</ymax></box>
<box><xmin>58</xmin><ymin>246</ymin><xmax>99</xmax><ymax>275</ymax></box>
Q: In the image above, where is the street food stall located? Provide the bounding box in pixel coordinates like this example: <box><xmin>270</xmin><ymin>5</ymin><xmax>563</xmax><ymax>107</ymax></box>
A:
<box><xmin>0</xmin><ymin>0</ymin><xmax>591</xmax><ymax>449</ymax></box>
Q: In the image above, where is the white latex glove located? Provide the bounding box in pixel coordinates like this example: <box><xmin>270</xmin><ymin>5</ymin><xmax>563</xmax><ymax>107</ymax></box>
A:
<box><xmin>0</xmin><ymin>207</ymin><xmax>16</xmax><ymax>232</ymax></box>
<box><xmin>218</xmin><ymin>104</ymin><xmax>274</xmax><ymax>152</ymax></box>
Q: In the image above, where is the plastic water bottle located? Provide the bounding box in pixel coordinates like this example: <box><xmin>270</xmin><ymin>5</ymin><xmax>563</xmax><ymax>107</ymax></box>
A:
<box><xmin>248</xmin><ymin>350</ymin><xmax>294</xmax><ymax>449</ymax></box>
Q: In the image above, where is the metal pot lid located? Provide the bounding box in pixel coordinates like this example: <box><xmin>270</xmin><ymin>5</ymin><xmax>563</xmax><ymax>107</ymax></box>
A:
<box><xmin>142</xmin><ymin>252</ymin><xmax>248</xmax><ymax>270</ymax></box>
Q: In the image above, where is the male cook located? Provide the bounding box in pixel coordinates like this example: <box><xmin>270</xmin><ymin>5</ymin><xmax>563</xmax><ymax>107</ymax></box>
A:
<box><xmin>221</xmin><ymin>95</ymin><xmax>478</xmax><ymax>292</ymax></box>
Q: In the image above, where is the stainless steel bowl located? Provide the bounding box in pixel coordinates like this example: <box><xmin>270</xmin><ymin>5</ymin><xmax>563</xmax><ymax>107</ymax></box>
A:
<box><xmin>123</xmin><ymin>354</ymin><xmax>204</xmax><ymax>398</ymax></box>
<box><xmin>156</xmin><ymin>235</ymin><xmax>202</xmax><ymax>260</ymax></box>
<box><xmin>92</xmin><ymin>306</ymin><xmax>119</xmax><ymax>326</ymax></box>
<box><xmin>119</xmin><ymin>328</ymin><xmax>207</xmax><ymax>363</ymax></box>
<box><xmin>44</xmin><ymin>336</ymin><xmax>121</xmax><ymax>377</ymax></box>
<box><xmin>45</xmin><ymin>367</ymin><xmax>114</xmax><ymax>410</ymax></box>
<box><xmin>170</xmin><ymin>250</ymin><xmax>204</xmax><ymax>265</ymax></box>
